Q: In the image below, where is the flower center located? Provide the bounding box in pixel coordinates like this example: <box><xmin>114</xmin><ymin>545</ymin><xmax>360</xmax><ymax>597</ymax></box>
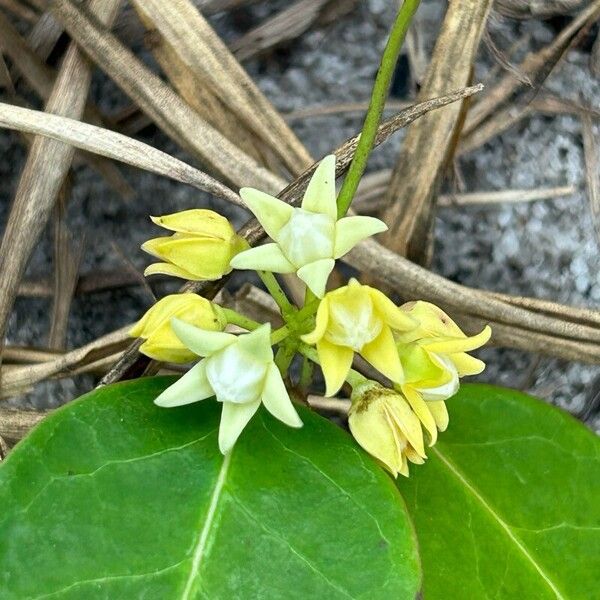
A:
<box><xmin>277</xmin><ymin>208</ymin><xmax>335</xmax><ymax>266</ymax></box>
<box><xmin>205</xmin><ymin>344</ymin><xmax>267</xmax><ymax>403</ymax></box>
<box><xmin>325</xmin><ymin>293</ymin><xmax>383</xmax><ymax>351</ymax></box>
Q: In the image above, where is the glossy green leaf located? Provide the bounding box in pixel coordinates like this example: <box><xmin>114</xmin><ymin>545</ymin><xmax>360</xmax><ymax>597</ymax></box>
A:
<box><xmin>0</xmin><ymin>377</ymin><xmax>420</xmax><ymax>599</ymax></box>
<box><xmin>398</xmin><ymin>383</ymin><xmax>600</xmax><ymax>600</ymax></box>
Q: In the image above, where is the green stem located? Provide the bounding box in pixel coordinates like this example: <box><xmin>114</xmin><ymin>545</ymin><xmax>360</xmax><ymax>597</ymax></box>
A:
<box><xmin>271</xmin><ymin>325</ymin><xmax>292</xmax><ymax>345</ymax></box>
<box><xmin>258</xmin><ymin>271</ymin><xmax>295</xmax><ymax>316</ymax></box>
<box><xmin>299</xmin><ymin>354</ymin><xmax>314</xmax><ymax>391</ymax></box>
<box><xmin>220</xmin><ymin>308</ymin><xmax>262</xmax><ymax>331</ymax></box>
<box><xmin>274</xmin><ymin>340</ymin><xmax>296</xmax><ymax>376</ymax></box>
<box><xmin>335</xmin><ymin>0</ymin><xmax>421</xmax><ymax>218</ymax></box>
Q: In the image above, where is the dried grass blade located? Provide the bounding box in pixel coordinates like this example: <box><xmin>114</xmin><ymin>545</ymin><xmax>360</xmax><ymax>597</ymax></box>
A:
<box><xmin>0</xmin><ymin>407</ymin><xmax>48</xmax><ymax>443</ymax></box>
<box><xmin>380</xmin><ymin>0</ymin><xmax>493</xmax><ymax>264</ymax></box>
<box><xmin>581</xmin><ymin>113</ymin><xmax>600</xmax><ymax>242</ymax></box>
<box><xmin>0</xmin><ymin>0</ymin><xmax>123</xmax><ymax>364</ymax></box>
<box><xmin>1</xmin><ymin>326</ymin><xmax>130</xmax><ymax>394</ymax></box>
<box><xmin>464</xmin><ymin>1</ymin><xmax>600</xmax><ymax>135</ymax></box>
<box><xmin>130</xmin><ymin>0</ymin><xmax>312</xmax><ymax>176</ymax></box>
<box><xmin>230</xmin><ymin>0</ymin><xmax>331</xmax><ymax>61</ymax></box>
<box><xmin>0</xmin><ymin>102</ymin><xmax>244</xmax><ymax>206</ymax></box>
<box><xmin>48</xmin><ymin>188</ymin><xmax>85</xmax><ymax>350</ymax></box>
<box><xmin>52</xmin><ymin>0</ymin><xmax>282</xmax><ymax>192</ymax></box>
<box><xmin>140</xmin><ymin>17</ymin><xmax>267</xmax><ymax>166</ymax></box>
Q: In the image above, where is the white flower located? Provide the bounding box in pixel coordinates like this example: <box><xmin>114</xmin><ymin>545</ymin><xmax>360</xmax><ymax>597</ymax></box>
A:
<box><xmin>154</xmin><ymin>321</ymin><xmax>302</xmax><ymax>453</ymax></box>
<box><xmin>230</xmin><ymin>155</ymin><xmax>387</xmax><ymax>297</ymax></box>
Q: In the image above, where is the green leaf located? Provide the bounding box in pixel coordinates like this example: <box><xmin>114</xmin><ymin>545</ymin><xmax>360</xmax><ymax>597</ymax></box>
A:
<box><xmin>0</xmin><ymin>377</ymin><xmax>420</xmax><ymax>599</ymax></box>
<box><xmin>397</xmin><ymin>383</ymin><xmax>600</xmax><ymax>600</ymax></box>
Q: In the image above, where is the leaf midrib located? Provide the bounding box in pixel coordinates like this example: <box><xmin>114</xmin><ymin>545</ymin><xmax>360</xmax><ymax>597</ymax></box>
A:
<box><xmin>181</xmin><ymin>450</ymin><xmax>232</xmax><ymax>599</ymax></box>
<box><xmin>432</xmin><ymin>447</ymin><xmax>565</xmax><ymax>599</ymax></box>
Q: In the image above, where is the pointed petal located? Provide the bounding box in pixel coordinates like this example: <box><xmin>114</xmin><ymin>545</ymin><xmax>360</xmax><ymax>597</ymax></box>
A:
<box><xmin>317</xmin><ymin>339</ymin><xmax>353</xmax><ymax>397</ymax></box>
<box><xmin>262</xmin><ymin>364</ymin><xmax>302</xmax><ymax>427</ymax></box>
<box><xmin>151</xmin><ymin>209</ymin><xmax>233</xmax><ymax>238</ymax></box>
<box><xmin>349</xmin><ymin>399</ymin><xmax>403</xmax><ymax>476</ymax></box>
<box><xmin>404</xmin><ymin>446</ymin><xmax>425</xmax><ymax>465</ymax></box>
<box><xmin>297</xmin><ymin>258</ymin><xmax>335</xmax><ymax>298</ymax></box>
<box><xmin>333</xmin><ymin>216</ymin><xmax>387</xmax><ymax>258</ymax></box>
<box><xmin>428</xmin><ymin>400</ymin><xmax>449</xmax><ymax>432</ymax></box>
<box><xmin>144</xmin><ymin>262</ymin><xmax>200</xmax><ymax>280</ymax></box>
<box><xmin>230</xmin><ymin>243</ymin><xmax>295</xmax><ymax>273</ymax></box>
<box><xmin>402</xmin><ymin>385</ymin><xmax>437</xmax><ymax>446</ymax></box>
<box><xmin>398</xmin><ymin>454</ymin><xmax>410</xmax><ymax>477</ymax></box>
<box><xmin>301</xmin><ymin>298</ymin><xmax>329</xmax><ymax>345</ymax></box>
<box><xmin>368</xmin><ymin>288</ymin><xmax>417</xmax><ymax>332</ymax></box>
<box><xmin>154</xmin><ymin>361</ymin><xmax>213</xmax><ymax>407</ymax></box>
<box><xmin>218</xmin><ymin>399</ymin><xmax>261</xmax><ymax>453</ymax></box>
<box><xmin>386</xmin><ymin>397</ymin><xmax>426</xmax><ymax>458</ymax></box>
<box><xmin>301</xmin><ymin>155</ymin><xmax>337</xmax><ymax>218</ymax></box>
<box><xmin>240</xmin><ymin>188</ymin><xmax>292</xmax><ymax>239</ymax></box>
<box><xmin>422</xmin><ymin>325</ymin><xmax>492</xmax><ymax>354</ymax></box>
<box><xmin>451</xmin><ymin>352</ymin><xmax>486</xmax><ymax>376</ymax></box>
<box><xmin>361</xmin><ymin>326</ymin><xmax>404</xmax><ymax>383</ymax></box>
<box><xmin>171</xmin><ymin>318</ymin><xmax>235</xmax><ymax>356</ymax></box>
<box><xmin>139</xmin><ymin>339</ymin><xmax>196</xmax><ymax>364</ymax></box>
<box><xmin>236</xmin><ymin>323</ymin><xmax>273</xmax><ymax>363</ymax></box>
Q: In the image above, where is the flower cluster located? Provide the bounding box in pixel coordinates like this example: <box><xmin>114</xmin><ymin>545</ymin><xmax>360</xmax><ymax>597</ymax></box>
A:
<box><xmin>130</xmin><ymin>155</ymin><xmax>490</xmax><ymax>475</ymax></box>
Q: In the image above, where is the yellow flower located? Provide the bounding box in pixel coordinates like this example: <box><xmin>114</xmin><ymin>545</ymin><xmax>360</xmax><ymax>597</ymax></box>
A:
<box><xmin>142</xmin><ymin>209</ymin><xmax>248</xmax><ymax>281</ymax></box>
<box><xmin>130</xmin><ymin>293</ymin><xmax>226</xmax><ymax>363</ymax></box>
<box><xmin>394</xmin><ymin>301</ymin><xmax>491</xmax><ymax>445</ymax></box>
<box><xmin>230</xmin><ymin>155</ymin><xmax>387</xmax><ymax>297</ymax></box>
<box><xmin>302</xmin><ymin>279</ymin><xmax>417</xmax><ymax>396</ymax></box>
<box><xmin>349</xmin><ymin>381</ymin><xmax>426</xmax><ymax>478</ymax></box>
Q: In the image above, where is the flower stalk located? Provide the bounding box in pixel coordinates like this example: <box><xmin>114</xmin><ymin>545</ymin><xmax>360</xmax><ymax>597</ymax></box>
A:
<box><xmin>335</xmin><ymin>0</ymin><xmax>422</xmax><ymax>217</ymax></box>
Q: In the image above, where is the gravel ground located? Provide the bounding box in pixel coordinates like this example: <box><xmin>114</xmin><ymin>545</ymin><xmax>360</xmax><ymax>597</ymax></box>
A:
<box><xmin>1</xmin><ymin>1</ymin><xmax>599</xmax><ymax>430</ymax></box>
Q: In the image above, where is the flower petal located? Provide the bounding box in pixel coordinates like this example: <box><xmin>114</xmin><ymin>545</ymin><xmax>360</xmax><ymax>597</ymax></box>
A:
<box><xmin>349</xmin><ymin>400</ymin><xmax>403</xmax><ymax>477</ymax></box>
<box><xmin>386</xmin><ymin>396</ymin><xmax>426</xmax><ymax>458</ymax></box>
<box><xmin>239</xmin><ymin>188</ymin><xmax>292</xmax><ymax>239</ymax></box>
<box><xmin>171</xmin><ymin>318</ymin><xmax>235</xmax><ymax>356</ymax></box>
<box><xmin>139</xmin><ymin>338</ymin><xmax>197</xmax><ymax>364</ymax></box>
<box><xmin>236</xmin><ymin>323</ymin><xmax>273</xmax><ymax>363</ymax></box>
<box><xmin>402</xmin><ymin>385</ymin><xmax>438</xmax><ymax>446</ymax></box>
<box><xmin>144</xmin><ymin>262</ymin><xmax>200</xmax><ymax>280</ymax></box>
<box><xmin>218</xmin><ymin>399</ymin><xmax>261</xmax><ymax>454</ymax></box>
<box><xmin>262</xmin><ymin>364</ymin><xmax>303</xmax><ymax>427</ymax></box>
<box><xmin>428</xmin><ymin>400</ymin><xmax>449</xmax><ymax>432</ymax></box>
<box><xmin>154</xmin><ymin>361</ymin><xmax>213</xmax><ymax>407</ymax></box>
<box><xmin>450</xmin><ymin>352</ymin><xmax>486</xmax><ymax>376</ymax></box>
<box><xmin>230</xmin><ymin>243</ymin><xmax>295</xmax><ymax>273</ymax></box>
<box><xmin>421</xmin><ymin>325</ymin><xmax>492</xmax><ymax>354</ymax></box>
<box><xmin>333</xmin><ymin>216</ymin><xmax>387</xmax><ymax>258</ymax></box>
<box><xmin>317</xmin><ymin>339</ymin><xmax>353</xmax><ymax>397</ymax></box>
<box><xmin>368</xmin><ymin>287</ymin><xmax>417</xmax><ymax>332</ymax></box>
<box><xmin>361</xmin><ymin>326</ymin><xmax>404</xmax><ymax>383</ymax></box>
<box><xmin>150</xmin><ymin>209</ymin><xmax>233</xmax><ymax>238</ymax></box>
<box><xmin>301</xmin><ymin>154</ymin><xmax>337</xmax><ymax>219</ymax></box>
<box><xmin>301</xmin><ymin>297</ymin><xmax>329</xmax><ymax>345</ymax></box>
<box><xmin>296</xmin><ymin>258</ymin><xmax>335</xmax><ymax>298</ymax></box>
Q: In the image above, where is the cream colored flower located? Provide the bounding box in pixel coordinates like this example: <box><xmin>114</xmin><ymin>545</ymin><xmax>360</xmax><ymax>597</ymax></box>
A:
<box><xmin>230</xmin><ymin>155</ymin><xmax>387</xmax><ymax>297</ymax></box>
<box><xmin>349</xmin><ymin>382</ymin><xmax>426</xmax><ymax>478</ymax></box>
<box><xmin>142</xmin><ymin>209</ymin><xmax>247</xmax><ymax>281</ymax></box>
<box><xmin>302</xmin><ymin>279</ymin><xmax>417</xmax><ymax>396</ymax></box>
<box><xmin>130</xmin><ymin>293</ymin><xmax>226</xmax><ymax>363</ymax></box>
<box><xmin>395</xmin><ymin>301</ymin><xmax>491</xmax><ymax>445</ymax></box>
<box><xmin>154</xmin><ymin>322</ymin><xmax>302</xmax><ymax>453</ymax></box>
